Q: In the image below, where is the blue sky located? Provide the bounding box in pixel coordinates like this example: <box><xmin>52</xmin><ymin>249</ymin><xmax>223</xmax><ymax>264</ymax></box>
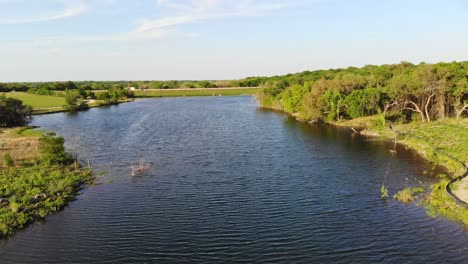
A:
<box><xmin>0</xmin><ymin>0</ymin><xmax>467</xmax><ymax>81</ymax></box>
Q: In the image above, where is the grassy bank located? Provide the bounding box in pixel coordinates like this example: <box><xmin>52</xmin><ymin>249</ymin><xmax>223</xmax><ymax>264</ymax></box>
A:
<box><xmin>2</xmin><ymin>92</ymin><xmax>133</xmax><ymax>115</ymax></box>
<box><xmin>0</xmin><ymin>127</ymin><xmax>93</xmax><ymax>238</ymax></box>
<box><xmin>134</xmin><ymin>87</ymin><xmax>260</xmax><ymax>97</ymax></box>
<box><xmin>4</xmin><ymin>92</ymin><xmax>65</xmax><ymax>108</ymax></box>
<box><xmin>331</xmin><ymin>116</ymin><xmax>468</xmax><ymax>226</ymax></box>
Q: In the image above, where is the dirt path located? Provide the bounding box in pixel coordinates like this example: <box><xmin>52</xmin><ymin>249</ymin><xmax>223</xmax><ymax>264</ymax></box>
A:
<box><xmin>453</xmin><ymin>166</ymin><xmax>468</xmax><ymax>203</ymax></box>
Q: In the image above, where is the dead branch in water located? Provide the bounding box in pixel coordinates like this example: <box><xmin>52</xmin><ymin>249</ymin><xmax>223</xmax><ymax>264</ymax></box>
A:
<box><xmin>131</xmin><ymin>159</ymin><xmax>150</xmax><ymax>177</ymax></box>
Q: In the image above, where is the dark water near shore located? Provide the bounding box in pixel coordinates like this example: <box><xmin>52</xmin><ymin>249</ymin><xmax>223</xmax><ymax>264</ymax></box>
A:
<box><xmin>1</xmin><ymin>96</ymin><xmax>467</xmax><ymax>263</ymax></box>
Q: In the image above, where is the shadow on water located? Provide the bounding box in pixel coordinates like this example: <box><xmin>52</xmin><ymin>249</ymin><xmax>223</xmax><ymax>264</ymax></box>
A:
<box><xmin>258</xmin><ymin>108</ymin><xmax>446</xmax><ymax>181</ymax></box>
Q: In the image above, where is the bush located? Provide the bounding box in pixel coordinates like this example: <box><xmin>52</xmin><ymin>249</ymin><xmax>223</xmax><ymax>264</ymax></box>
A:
<box><xmin>3</xmin><ymin>153</ymin><xmax>14</xmax><ymax>167</ymax></box>
<box><xmin>39</xmin><ymin>133</ymin><xmax>74</xmax><ymax>165</ymax></box>
<box><xmin>394</xmin><ymin>187</ymin><xmax>424</xmax><ymax>203</ymax></box>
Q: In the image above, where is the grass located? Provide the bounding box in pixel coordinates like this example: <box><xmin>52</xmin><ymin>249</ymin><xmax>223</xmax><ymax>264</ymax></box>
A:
<box><xmin>393</xmin><ymin>119</ymin><xmax>468</xmax><ymax>177</ymax></box>
<box><xmin>425</xmin><ymin>180</ymin><xmax>468</xmax><ymax>227</ymax></box>
<box><xmin>4</xmin><ymin>92</ymin><xmax>65</xmax><ymax>109</ymax></box>
<box><xmin>0</xmin><ymin>128</ymin><xmax>94</xmax><ymax>238</ymax></box>
<box><xmin>15</xmin><ymin>127</ymin><xmax>45</xmax><ymax>137</ymax></box>
<box><xmin>134</xmin><ymin>88</ymin><xmax>260</xmax><ymax>98</ymax></box>
<box><xmin>0</xmin><ymin>165</ymin><xmax>93</xmax><ymax>238</ymax></box>
<box><xmin>0</xmin><ymin>128</ymin><xmax>42</xmax><ymax>166</ymax></box>
<box><xmin>394</xmin><ymin>187</ymin><xmax>424</xmax><ymax>203</ymax></box>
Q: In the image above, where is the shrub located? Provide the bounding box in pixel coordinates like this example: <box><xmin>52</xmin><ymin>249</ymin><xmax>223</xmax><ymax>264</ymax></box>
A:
<box><xmin>39</xmin><ymin>133</ymin><xmax>74</xmax><ymax>165</ymax></box>
<box><xmin>3</xmin><ymin>153</ymin><xmax>13</xmax><ymax>167</ymax></box>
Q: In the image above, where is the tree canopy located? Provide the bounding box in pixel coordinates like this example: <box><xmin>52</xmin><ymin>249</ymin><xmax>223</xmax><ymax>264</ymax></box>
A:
<box><xmin>0</xmin><ymin>95</ymin><xmax>32</xmax><ymax>127</ymax></box>
<box><xmin>258</xmin><ymin>61</ymin><xmax>468</xmax><ymax>123</ymax></box>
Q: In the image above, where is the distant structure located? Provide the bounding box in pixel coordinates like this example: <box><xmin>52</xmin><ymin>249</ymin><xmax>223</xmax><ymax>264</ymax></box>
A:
<box><xmin>127</xmin><ymin>87</ymin><xmax>136</xmax><ymax>91</ymax></box>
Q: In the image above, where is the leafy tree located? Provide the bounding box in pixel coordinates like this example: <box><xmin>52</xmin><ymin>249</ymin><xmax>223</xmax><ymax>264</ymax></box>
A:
<box><xmin>344</xmin><ymin>87</ymin><xmax>382</xmax><ymax>119</ymax></box>
<box><xmin>39</xmin><ymin>133</ymin><xmax>74</xmax><ymax>165</ymax></box>
<box><xmin>64</xmin><ymin>90</ymin><xmax>82</xmax><ymax>111</ymax></box>
<box><xmin>0</xmin><ymin>95</ymin><xmax>32</xmax><ymax>127</ymax></box>
<box><xmin>282</xmin><ymin>84</ymin><xmax>309</xmax><ymax>113</ymax></box>
<box><xmin>321</xmin><ymin>89</ymin><xmax>345</xmax><ymax>121</ymax></box>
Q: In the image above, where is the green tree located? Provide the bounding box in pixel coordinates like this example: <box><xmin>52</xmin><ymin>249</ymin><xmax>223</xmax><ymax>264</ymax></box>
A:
<box><xmin>64</xmin><ymin>90</ymin><xmax>82</xmax><ymax>111</ymax></box>
<box><xmin>282</xmin><ymin>84</ymin><xmax>309</xmax><ymax>113</ymax></box>
<box><xmin>0</xmin><ymin>95</ymin><xmax>32</xmax><ymax>127</ymax></box>
<box><xmin>344</xmin><ymin>87</ymin><xmax>382</xmax><ymax>119</ymax></box>
<box><xmin>39</xmin><ymin>133</ymin><xmax>74</xmax><ymax>165</ymax></box>
<box><xmin>321</xmin><ymin>89</ymin><xmax>345</xmax><ymax>121</ymax></box>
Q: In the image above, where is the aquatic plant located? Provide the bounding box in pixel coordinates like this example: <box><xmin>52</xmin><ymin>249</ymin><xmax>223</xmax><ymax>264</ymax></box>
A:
<box><xmin>380</xmin><ymin>185</ymin><xmax>389</xmax><ymax>199</ymax></box>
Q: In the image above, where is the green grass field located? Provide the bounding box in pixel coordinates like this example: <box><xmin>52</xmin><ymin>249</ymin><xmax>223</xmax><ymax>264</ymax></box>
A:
<box><xmin>4</xmin><ymin>92</ymin><xmax>65</xmax><ymax>109</ymax></box>
<box><xmin>134</xmin><ymin>88</ymin><xmax>260</xmax><ymax>98</ymax></box>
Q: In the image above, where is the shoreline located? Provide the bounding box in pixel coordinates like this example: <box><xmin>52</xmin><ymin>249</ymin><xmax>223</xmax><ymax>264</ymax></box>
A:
<box><xmin>260</xmin><ymin>104</ymin><xmax>468</xmax><ymax>227</ymax></box>
<box><xmin>0</xmin><ymin>128</ymin><xmax>94</xmax><ymax>239</ymax></box>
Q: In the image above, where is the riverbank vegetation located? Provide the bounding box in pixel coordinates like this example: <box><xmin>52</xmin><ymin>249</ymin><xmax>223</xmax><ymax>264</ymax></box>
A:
<box><xmin>134</xmin><ymin>87</ymin><xmax>260</xmax><ymax>98</ymax></box>
<box><xmin>256</xmin><ymin>61</ymin><xmax>468</xmax><ymax>226</ymax></box>
<box><xmin>257</xmin><ymin>61</ymin><xmax>467</xmax><ymax>122</ymax></box>
<box><xmin>0</xmin><ymin>128</ymin><xmax>93</xmax><ymax>238</ymax></box>
<box><xmin>2</xmin><ymin>86</ymin><xmax>134</xmax><ymax>114</ymax></box>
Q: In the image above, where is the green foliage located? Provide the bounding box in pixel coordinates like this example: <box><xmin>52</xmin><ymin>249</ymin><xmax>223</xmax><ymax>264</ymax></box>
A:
<box><xmin>39</xmin><ymin>133</ymin><xmax>74</xmax><ymax>165</ymax></box>
<box><xmin>0</xmin><ymin>94</ymin><xmax>32</xmax><ymax>127</ymax></box>
<box><xmin>64</xmin><ymin>89</ymin><xmax>82</xmax><ymax>111</ymax></box>
<box><xmin>321</xmin><ymin>89</ymin><xmax>345</xmax><ymax>121</ymax></box>
<box><xmin>0</xmin><ymin>128</ymin><xmax>94</xmax><ymax>238</ymax></box>
<box><xmin>3</xmin><ymin>153</ymin><xmax>13</xmax><ymax>167</ymax></box>
<box><xmin>0</xmin><ymin>165</ymin><xmax>93</xmax><ymax>238</ymax></box>
<box><xmin>282</xmin><ymin>84</ymin><xmax>309</xmax><ymax>113</ymax></box>
<box><xmin>344</xmin><ymin>87</ymin><xmax>382</xmax><ymax>119</ymax></box>
<box><xmin>257</xmin><ymin>61</ymin><xmax>468</xmax><ymax>123</ymax></box>
<box><xmin>394</xmin><ymin>119</ymin><xmax>468</xmax><ymax>177</ymax></box>
<box><xmin>135</xmin><ymin>88</ymin><xmax>260</xmax><ymax>98</ymax></box>
<box><xmin>393</xmin><ymin>187</ymin><xmax>424</xmax><ymax>203</ymax></box>
<box><xmin>381</xmin><ymin>185</ymin><xmax>389</xmax><ymax>199</ymax></box>
<box><xmin>425</xmin><ymin>180</ymin><xmax>468</xmax><ymax>228</ymax></box>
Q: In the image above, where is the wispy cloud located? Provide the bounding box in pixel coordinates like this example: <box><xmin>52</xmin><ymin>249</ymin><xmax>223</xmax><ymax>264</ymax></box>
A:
<box><xmin>5</xmin><ymin>0</ymin><xmax>311</xmax><ymax>46</ymax></box>
<box><xmin>0</xmin><ymin>1</ymin><xmax>86</xmax><ymax>25</ymax></box>
<box><xmin>137</xmin><ymin>0</ymin><xmax>311</xmax><ymax>33</ymax></box>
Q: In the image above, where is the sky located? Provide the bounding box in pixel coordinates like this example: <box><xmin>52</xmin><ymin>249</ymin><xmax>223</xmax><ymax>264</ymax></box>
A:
<box><xmin>0</xmin><ymin>0</ymin><xmax>467</xmax><ymax>82</ymax></box>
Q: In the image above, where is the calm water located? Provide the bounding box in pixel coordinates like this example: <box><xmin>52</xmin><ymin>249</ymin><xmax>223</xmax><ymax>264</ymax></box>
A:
<box><xmin>1</xmin><ymin>96</ymin><xmax>467</xmax><ymax>263</ymax></box>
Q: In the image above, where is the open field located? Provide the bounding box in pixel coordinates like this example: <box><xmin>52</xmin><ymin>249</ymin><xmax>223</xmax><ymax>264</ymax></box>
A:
<box><xmin>134</xmin><ymin>87</ymin><xmax>260</xmax><ymax>97</ymax></box>
<box><xmin>4</xmin><ymin>92</ymin><xmax>65</xmax><ymax>109</ymax></box>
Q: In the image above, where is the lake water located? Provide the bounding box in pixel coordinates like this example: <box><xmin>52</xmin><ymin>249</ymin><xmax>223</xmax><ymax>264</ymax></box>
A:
<box><xmin>1</xmin><ymin>96</ymin><xmax>467</xmax><ymax>263</ymax></box>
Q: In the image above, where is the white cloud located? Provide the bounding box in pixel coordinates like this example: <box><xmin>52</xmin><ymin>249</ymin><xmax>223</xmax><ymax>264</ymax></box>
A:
<box><xmin>138</xmin><ymin>0</ymin><xmax>310</xmax><ymax>33</ymax></box>
<box><xmin>0</xmin><ymin>1</ymin><xmax>86</xmax><ymax>25</ymax></box>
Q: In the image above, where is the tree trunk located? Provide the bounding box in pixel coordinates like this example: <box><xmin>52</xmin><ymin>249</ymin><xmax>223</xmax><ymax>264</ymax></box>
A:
<box><xmin>424</xmin><ymin>93</ymin><xmax>436</xmax><ymax>122</ymax></box>
<box><xmin>405</xmin><ymin>100</ymin><xmax>425</xmax><ymax>122</ymax></box>
<box><xmin>456</xmin><ymin>104</ymin><xmax>468</xmax><ymax>119</ymax></box>
<box><xmin>383</xmin><ymin>101</ymin><xmax>399</xmax><ymax>118</ymax></box>
<box><xmin>437</xmin><ymin>92</ymin><xmax>446</xmax><ymax>120</ymax></box>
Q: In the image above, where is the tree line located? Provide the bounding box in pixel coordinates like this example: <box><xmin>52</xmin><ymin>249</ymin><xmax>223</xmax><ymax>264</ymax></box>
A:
<box><xmin>257</xmin><ymin>61</ymin><xmax>468</xmax><ymax>123</ymax></box>
<box><xmin>0</xmin><ymin>78</ymin><xmax>263</xmax><ymax>94</ymax></box>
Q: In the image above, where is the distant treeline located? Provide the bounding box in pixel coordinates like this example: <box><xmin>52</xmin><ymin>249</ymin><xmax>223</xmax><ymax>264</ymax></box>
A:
<box><xmin>257</xmin><ymin>61</ymin><xmax>468</xmax><ymax>122</ymax></box>
<box><xmin>0</xmin><ymin>78</ymin><xmax>264</xmax><ymax>94</ymax></box>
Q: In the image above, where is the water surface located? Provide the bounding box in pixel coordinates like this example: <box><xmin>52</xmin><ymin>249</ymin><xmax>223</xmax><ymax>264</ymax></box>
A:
<box><xmin>1</xmin><ymin>96</ymin><xmax>467</xmax><ymax>263</ymax></box>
